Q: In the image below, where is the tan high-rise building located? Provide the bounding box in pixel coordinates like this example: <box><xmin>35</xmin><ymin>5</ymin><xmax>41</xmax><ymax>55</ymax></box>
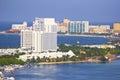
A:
<box><xmin>63</xmin><ymin>19</ymin><xmax>70</xmax><ymax>24</ymax></box>
<box><xmin>114</xmin><ymin>23</ymin><xmax>120</xmax><ymax>31</ymax></box>
<box><xmin>57</xmin><ymin>19</ymin><xmax>70</xmax><ymax>33</ymax></box>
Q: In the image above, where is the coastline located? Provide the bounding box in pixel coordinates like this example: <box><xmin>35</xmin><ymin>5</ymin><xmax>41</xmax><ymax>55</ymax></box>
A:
<box><xmin>0</xmin><ymin>31</ymin><xmax>109</xmax><ymax>38</ymax></box>
<box><xmin>0</xmin><ymin>31</ymin><xmax>20</xmax><ymax>35</ymax></box>
<box><xmin>1</xmin><ymin>32</ymin><xmax>118</xmax><ymax>41</ymax></box>
<box><xmin>57</xmin><ymin>34</ymin><xmax>109</xmax><ymax>38</ymax></box>
<box><xmin>38</xmin><ymin>60</ymin><xmax>101</xmax><ymax>65</ymax></box>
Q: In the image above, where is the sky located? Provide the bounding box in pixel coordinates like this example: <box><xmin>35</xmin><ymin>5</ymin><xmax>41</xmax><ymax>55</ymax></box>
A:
<box><xmin>0</xmin><ymin>0</ymin><xmax>120</xmax><ymax>22</ymax></box>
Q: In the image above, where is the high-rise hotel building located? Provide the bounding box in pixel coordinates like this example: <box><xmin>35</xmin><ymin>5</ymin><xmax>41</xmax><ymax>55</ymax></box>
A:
<box><xmin>68</xmin><ymin>21</ymin><xmax>89</xmax><ymax>34</ymax></box>
<box><xmin>21</xmin><ymin>18</ymin><xmax>57</xmax><ymax>52</ymax></box>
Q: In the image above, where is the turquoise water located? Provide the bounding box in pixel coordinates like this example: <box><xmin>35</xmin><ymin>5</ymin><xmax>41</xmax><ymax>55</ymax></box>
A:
<box><xmin>12</xmin><ymin>60</ymin><xmax>120</xmax><ymax>80</ymax></box>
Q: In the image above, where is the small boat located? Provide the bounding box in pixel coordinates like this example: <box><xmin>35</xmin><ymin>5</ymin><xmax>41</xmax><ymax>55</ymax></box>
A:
<box><xmin>76</xmin><ymin>41</ymin><xmax>80</xmax><ymax>45</ymax></box>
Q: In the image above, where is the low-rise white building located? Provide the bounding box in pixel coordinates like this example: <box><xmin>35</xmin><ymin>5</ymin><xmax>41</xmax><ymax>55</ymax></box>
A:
<box><xmin>0</xmin><ymin>49</ymin><xmax>17</xmax><ymax>55</ymax></box>
<box><xmin>19</xmin><ymin>50</ymin><xmax>75</xmax><ymax>61</ymax></box>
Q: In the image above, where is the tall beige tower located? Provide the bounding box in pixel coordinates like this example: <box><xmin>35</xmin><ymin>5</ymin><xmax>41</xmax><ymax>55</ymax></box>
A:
<box><xmin>114</xmin><ymin>23</ymin><xmax>120</xmax><ymax>31</ymax></box>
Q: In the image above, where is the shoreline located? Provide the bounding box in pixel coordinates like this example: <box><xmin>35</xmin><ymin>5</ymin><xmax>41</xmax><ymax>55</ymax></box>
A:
<box><xmin>0</xmin><ymin>31</ymin><xmax>20</xmax><ymax>35</ymax></box>
<box><xmin>1</xmin><ymin>32</ymin><xmax>119</xmax><ymax>40</ymax></box>
<box><xmin>0</xmin><ymin>31</ymin><xmax>110</xmax><ymax>38</ymax></box>
<box><xmin>38</xmin><ymin>60</ymin><xmax>102</xmax><ymax>65</ymax></box>
<box><xmin>57</xmin><ymin>34</ymin><xmax>111</xmax><ymax>38</ymax></box>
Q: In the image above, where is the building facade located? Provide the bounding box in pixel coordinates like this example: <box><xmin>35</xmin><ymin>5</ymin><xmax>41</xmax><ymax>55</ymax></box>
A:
<box><xmin>68</xmin><ymin>21</ymin><xmax>89</xmax><ymax>34</ymax></box>
<box><xmin>21</xmin><ymin>30</ymin><xmax>33</xmax><ymax>50</ymax></box>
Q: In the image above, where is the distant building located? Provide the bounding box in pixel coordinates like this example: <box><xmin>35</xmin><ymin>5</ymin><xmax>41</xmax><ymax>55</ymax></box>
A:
<box><xmin>112</xmin><ymin>23</ymin><xmax>120</xmax><ymax>36</ymax></box>
<box><xmin>68</xmin><ymin>21</ymin><xmax>89</xmax><ymax>34</ymax></box>
<box><xmin>57</xmin><ymin>19</ymin><xmax>70</xmax><ymax>33</ymax></box>
<box><xmin>21</xmin><ymin>18</ymin><xmax>57</xmax><ymax>52</ymax></box>
<box><xmin>82</xmin><ymin>45</ymin><xmax>115</xmax><ymax>49</ymax></box>
<box><xmin>113</xmin><ymin>23</ymin><xmax>120</xmax><ymax>33</ymax></box>
<box><xmin>89</xmin><ymin>25</ymin><xmax>110</xmax><ymax>34</ymax></box>
<box><xmin>33</xmin><ymin>18</ymin><xmax>57</xmax><ymax>32</ymax></box>
<box><xmin>12</xmin><ymin>21</ymin><xmax>27</xmax><ymax>30</ymax></box>
<box><xmin>113</xmin><ymin>23</ymin><xmax>120</xmax><ymax>31</ymax></box>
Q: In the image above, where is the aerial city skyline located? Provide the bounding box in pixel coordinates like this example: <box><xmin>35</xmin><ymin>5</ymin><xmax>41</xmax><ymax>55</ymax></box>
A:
<box><xmin>0</xmin><ymin>0</ymin><xmax>120</xmax><ymax>80</ymax></box>
<box><xmin>5</xmin><ymin>17</ymin><xmax>120</xmax><ymax>37</ymax></box>
<box><xmin>0</xmin><ymin>0</ymin><xmax>120</xmax><ymax>22</ymax></box>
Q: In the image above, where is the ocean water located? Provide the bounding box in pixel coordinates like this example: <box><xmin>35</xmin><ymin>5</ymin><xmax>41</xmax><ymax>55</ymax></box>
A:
<box><xmin>0</xmin><ymin>34</ymin><xmax>20</xmax><ymax>48</ymax></box>
<box><xmin>0</xmin><ymin>34</ymin><xmax>109</xmax><ymax>48</ymax></box>
<box><xmin>6</xmin><ymin>60</ymin><xmax>119</xmax><ymax>80</ymax></box>
<box><xmin>58</xmin><ymin>35</ymin><xmax>109</xmax><ymax>45</ymax></box>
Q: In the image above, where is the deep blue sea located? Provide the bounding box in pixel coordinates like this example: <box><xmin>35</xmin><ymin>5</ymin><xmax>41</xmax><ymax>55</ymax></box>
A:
<box><xmin>4</xmin><ymin>60</ymin><xmax>120</xmax><ymax>80</ymax></box>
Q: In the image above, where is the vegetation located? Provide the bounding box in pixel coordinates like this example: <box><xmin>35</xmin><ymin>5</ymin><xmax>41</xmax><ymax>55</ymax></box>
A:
<box><xmin>1</xmin><ymin>41</ymin><xmax>120</xmax><ymax>65</ymax></box>
<box><xmin>0</xmin><ymin>58</ymin><xmax>24</xmax><ymax>66</ymax></box>
<box><xmin>25</xmin><ymin>41</ymin><xmax>120</xmax><ymax>63</ymax></box>
<box><xmin>58</xmin><ymin>43</ymin><xmax>120</xmax><ymax>62</ymax></box>
<box><xmin>0</xmin><ymin>52</ymin><xmax>25</xmax><ymax>66</ymax></box>
<box><xmin>26</xmin><ymin>55</ymin><xmax>77</xmax><ymax>63</ymax></box>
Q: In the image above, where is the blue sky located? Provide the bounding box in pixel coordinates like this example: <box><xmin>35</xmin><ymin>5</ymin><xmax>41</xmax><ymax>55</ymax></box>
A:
<box><xmin>0</xmin><ymin>0</ymin><xmax>120</xmax><ymax>22</ymax></box>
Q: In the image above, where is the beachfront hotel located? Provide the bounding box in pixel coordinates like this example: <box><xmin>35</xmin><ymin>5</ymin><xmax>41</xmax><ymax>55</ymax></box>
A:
<box><xmin>68</xmin><ymin>21</ymin><xmax>89</xmax><ymax>34</ymax></box>
<box><xmin>21</xmin><ymin>18</ymin><xmax>57</xmax><ymax>52</ymax></box>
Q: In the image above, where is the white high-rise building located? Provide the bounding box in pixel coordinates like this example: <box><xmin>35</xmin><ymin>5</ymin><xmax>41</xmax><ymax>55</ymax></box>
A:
<box><xmin>68</xmin><ymin>21</ymin><xmax>89</xmax><ymax>33</ymax></box>
<box><xmin>32</xmin><ymin>31</ymin><xmax>43</xmax><ymax>52</ymax></box>
<box><xmin>33</xmin><ymin>18</ymin><xmax>45</xmax><ymax>31</ymax></box>
<box><xmin>42</xmin><ymin>32</ymin><xmax>57</xmax><ymax>51</ymax></box>
<box><xmin>33</xmin><ymin>18</ymin><xmax>57</xmax><ymax>32</ymax></box>
<box><xmin>21</xmin><ymin>17</ymin><xmax>57</xmax><ymax>52</ymax></box>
